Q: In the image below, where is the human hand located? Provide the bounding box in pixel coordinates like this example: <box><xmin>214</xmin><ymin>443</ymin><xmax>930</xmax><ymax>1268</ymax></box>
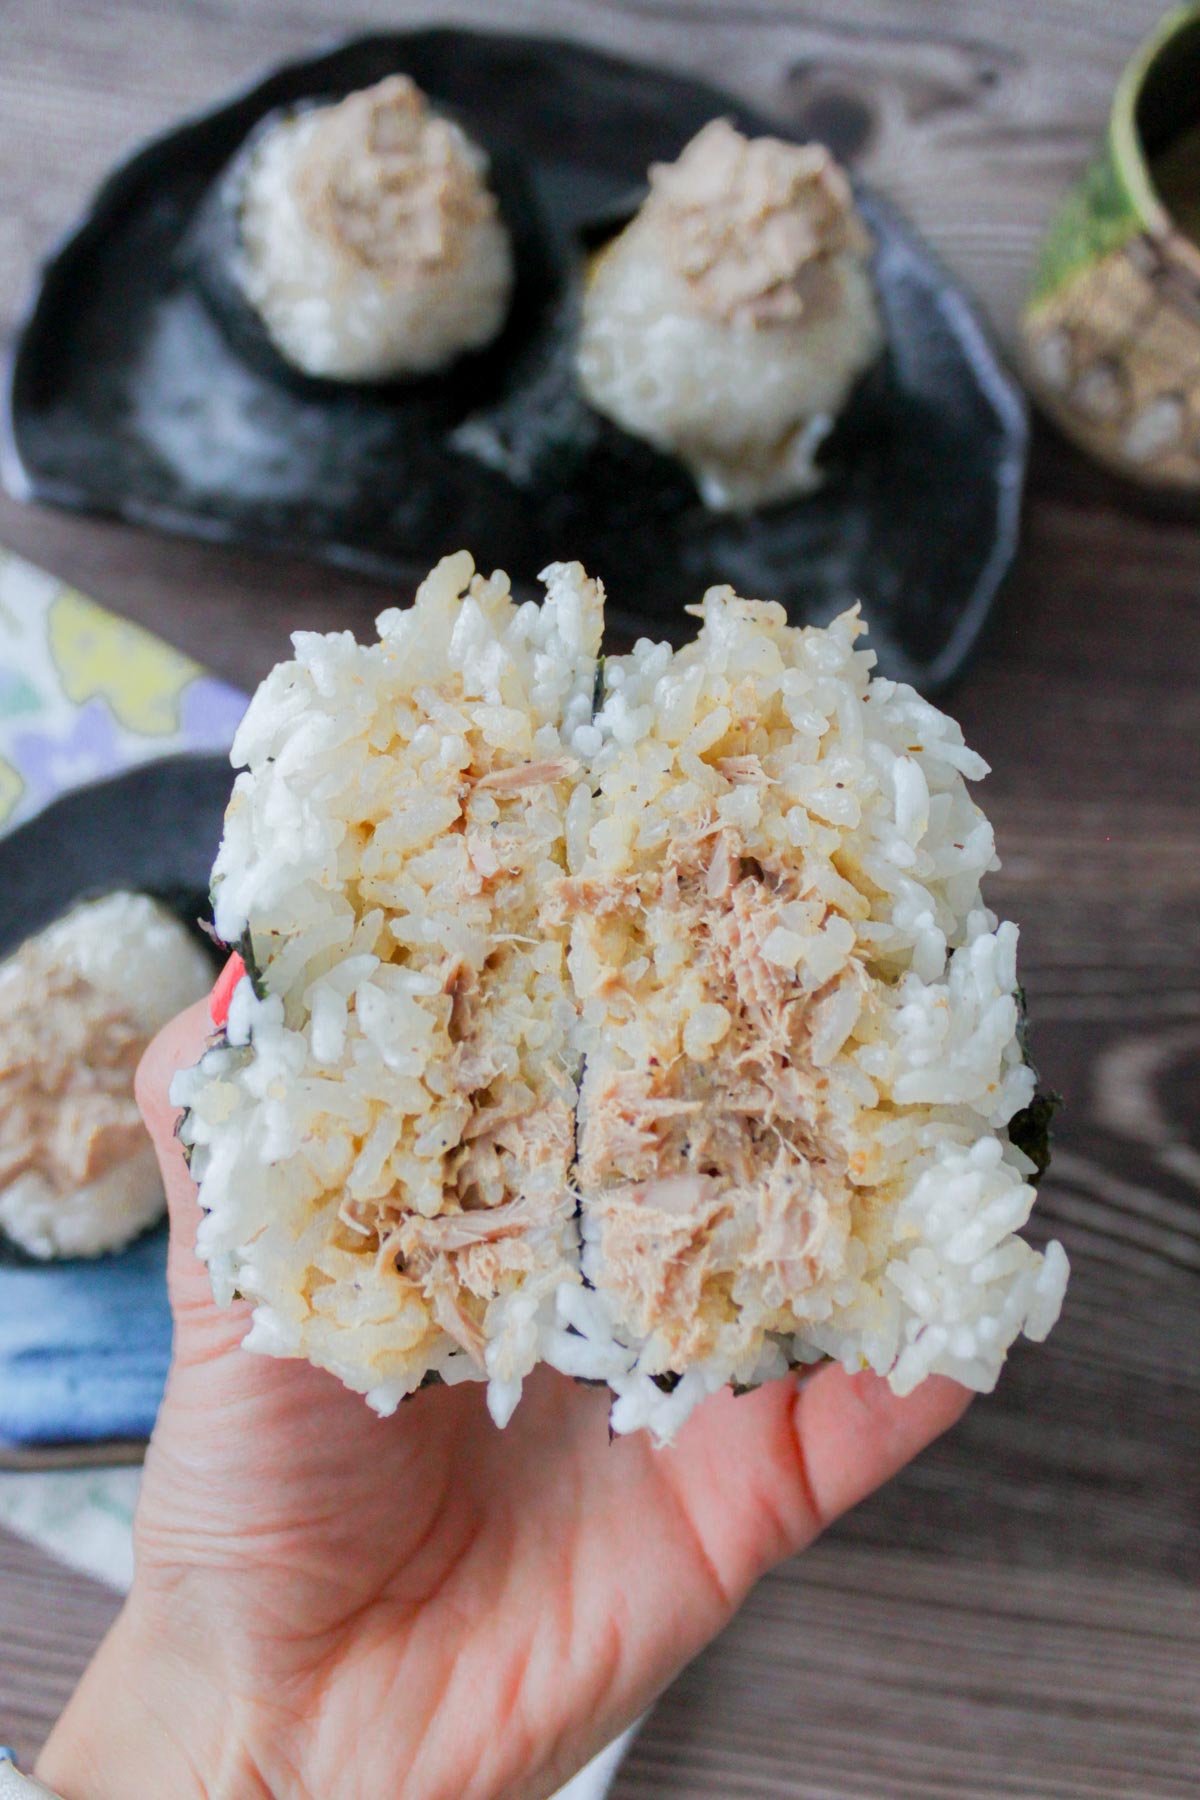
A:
<box><xmin>38</xmin><ymin>1001</ymin><xmax>969</xmax><ymax>1800</ymax></box>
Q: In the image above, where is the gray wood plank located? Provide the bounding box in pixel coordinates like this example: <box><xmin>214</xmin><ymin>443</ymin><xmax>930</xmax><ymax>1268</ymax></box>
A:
<box><xmin>615</xmin><ymin>1545</ymin><xmax>1200</xmax><ymax>1799</ymax></box>
<box><xmin>0</xmin><ymin>1</ymin><xmax>1197</xmax><ymax>1795</ymax></box>
<box><xmin>0</xmin><ymin>1527</ymin><xmax>121</xmax><ymax>1771</ymax></box>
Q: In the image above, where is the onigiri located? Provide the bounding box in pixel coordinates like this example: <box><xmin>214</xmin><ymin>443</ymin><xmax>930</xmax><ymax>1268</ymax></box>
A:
<box><xmin>229</xmin><ymin>75</ymin><xmax>515</xmax><ymax>382</ymax></box>
<box><xmin>0</xmin><ymin>893</ymin><xmax>213</xmax><ymax>1260</ymax></box>
<box><xmin>173</xmin><ymin>554</ymin><xmax>1067</xmax><ymax>1440</ymax></box>
<box><xmin>576</xmin><ymin>120</ymin><xmax>883</xmax><ymax>512</ymax></box>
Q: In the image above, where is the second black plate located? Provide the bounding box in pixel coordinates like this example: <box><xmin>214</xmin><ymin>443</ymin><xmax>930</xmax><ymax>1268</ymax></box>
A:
<box><xmin>0</xmin><ymin>754</ymin><xmax>233</xmax><ymax>963</ymax></box>
<box><xmin>3</xmin><ymin>30</ymin><xmax>1027</xmax><ymax>690</ymax></box>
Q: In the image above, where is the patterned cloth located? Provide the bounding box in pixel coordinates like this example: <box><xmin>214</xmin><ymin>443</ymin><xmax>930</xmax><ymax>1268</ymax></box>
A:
<box><xmin>0</xmin><ymin>548</ymin><xmax>244</xmax><ymax>832</ymax></box>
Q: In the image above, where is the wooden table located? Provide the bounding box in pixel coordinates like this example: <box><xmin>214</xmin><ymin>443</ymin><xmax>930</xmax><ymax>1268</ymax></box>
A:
<box><xmin>2</xmin><ymin>2</ymin><xmax>1198</xmax><ymax>1794</ymax></box>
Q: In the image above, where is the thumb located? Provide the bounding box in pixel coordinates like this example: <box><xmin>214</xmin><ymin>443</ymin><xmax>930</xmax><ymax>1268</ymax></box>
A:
<box><xmin>135</xmin><ymin>998</ymin><xmax>252</xmax><ymax>1361</ymax></box>
<box><xmin>664</xmin><ymin>1364</ymin><xmax>970</xmax><ymax>1606</ymax></box>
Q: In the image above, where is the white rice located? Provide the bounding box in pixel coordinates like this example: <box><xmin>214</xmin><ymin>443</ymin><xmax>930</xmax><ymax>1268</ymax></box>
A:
<box><xmin>577</xmin><ymin>121</ymin><xmax>883</xmax><ymax>512</ymax></box>
<box><xmin>174</xmin><ymin>557</ymin><xmax>1067</xmax><ymax>1440</ymax></box>
<box><xmin>234</xmin><ymin>79</ymin><xmax>514</xmax><ymax>382</ymax></box>
<box><xmin>578</xmin><ymin>239</ymin><xmax>880</xmax><ymax>511</ymax></box>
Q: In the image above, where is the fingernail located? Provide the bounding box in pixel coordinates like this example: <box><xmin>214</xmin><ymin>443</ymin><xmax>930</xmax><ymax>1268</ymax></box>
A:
<box><xmin>209</xmin><ymin>952</ymin><xmax>246</xmax><ymax>1028</ymax></box>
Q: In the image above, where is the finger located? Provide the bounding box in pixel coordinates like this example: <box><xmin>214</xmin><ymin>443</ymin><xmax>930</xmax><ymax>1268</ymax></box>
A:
<box><xmin>794</xmin><ymin>1363</ymin><xmax>970</xmax><ymax>1526</ymax></box>
<box><xmin>136</xmin><ymin>999</ymin><xmax>251</xmax><ymax>1357</ymax></box>
<box><xmin>665</xmin><ymin>1363</ymin><xmax>970</xmax><ymax>1604</ymax></box>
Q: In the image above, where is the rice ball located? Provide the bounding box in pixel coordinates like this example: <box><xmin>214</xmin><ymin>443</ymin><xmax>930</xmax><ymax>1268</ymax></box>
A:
<box><xmin>233</xmin><ymin>74</ymin><xmax>515</xmax><ymax>381</ymax></box>
<box><xmin>0</xmin><ymin>893</ymin><xmax>214</xmax><ymax>1260</ymax></box>
<box><xmin>577</xmin><ymin>120</ymin><xmax>883</xmax><ymax>511</ymax></box>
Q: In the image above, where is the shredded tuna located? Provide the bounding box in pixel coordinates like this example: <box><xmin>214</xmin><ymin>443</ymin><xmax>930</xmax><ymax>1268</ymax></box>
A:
<box><xmin>395</xmin><ymin>1190</ymin><xmax>553</xmax><ymax>1252</ymax></box>
<box><xmin>474</xmin><ymin>758</ymin><xmax>578</xmax><ymax>792</ymax></box>
<box><xmin>715</xmin><ymin>754</ymin><xmax>774</xmax><ymax>785</ymax></box>
<box><xmin>0</xmin><ymin>965</ymin><xmax>148</xmax><ymax>1193</ymax></box>
<box><xmin>592</xmin><ymin>1174</ymin><xmax>733</xmax><ymax>1361</ymax></box>
<box><xmin>427</xmin><ymin>1263</ymin><xmax>488</xmax><ymax>1365</ymax></box>
<box><xmin>562</xmin><ymin>822</ymin><xmax>858</xmax><ymax>1362</ymax></box>
<box><xmin>645</xmin><ymin>118</ymin><xmax>872</xmax><ymax>327</ymax></box>
<box><xmin>291</xmin><ymin>75</ymin><xmax>502</xmax><ymax>278</ymax></box>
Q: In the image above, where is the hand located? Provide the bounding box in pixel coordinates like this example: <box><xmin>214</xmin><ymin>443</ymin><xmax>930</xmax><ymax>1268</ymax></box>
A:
<box><xmin>38</xmin><ymin>1001</ymin><xmax>969</xmax><ymax>1800</ymax></box>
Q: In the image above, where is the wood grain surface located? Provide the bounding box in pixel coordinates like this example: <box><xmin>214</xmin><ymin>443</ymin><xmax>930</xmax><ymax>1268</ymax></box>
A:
<box><xmin>2</xmin><ymin>2</ymin><xmax>1198</xmax><ymax>1795</ymax></box>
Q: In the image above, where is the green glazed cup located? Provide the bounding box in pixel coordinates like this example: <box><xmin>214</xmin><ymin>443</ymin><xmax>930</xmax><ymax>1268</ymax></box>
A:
<box><xmin>1022</xmin><ymin>3</ymin><xmax>1200</xmax><ymax>487</ymax></box>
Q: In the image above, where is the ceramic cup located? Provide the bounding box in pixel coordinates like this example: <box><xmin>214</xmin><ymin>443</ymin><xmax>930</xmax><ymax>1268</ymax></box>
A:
<box><xmin>1022</xmin><ymin>3</ymin><xmax>1200</xmax><ymax>488</ymax></box>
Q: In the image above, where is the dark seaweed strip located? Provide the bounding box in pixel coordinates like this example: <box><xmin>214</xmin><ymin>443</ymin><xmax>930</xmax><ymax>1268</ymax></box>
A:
<box><xmin>1008</xmin><ymin>1091</ymin><xmax>1062</xmax><ymax>1184</ymax></box>
<box><xmin>235</xmin><ymin>928</ymin><xmax>270</xmax><ymax>1000</ymax></box>
<box><xmin>1009</xmin><ymin>984</ymin><xmax>1060</xmax><ymax>1184</ymax></box>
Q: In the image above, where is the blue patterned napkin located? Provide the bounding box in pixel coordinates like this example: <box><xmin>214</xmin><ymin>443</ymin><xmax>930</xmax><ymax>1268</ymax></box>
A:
<box><xmin>0</xmin><ymin>1234</ymin><xmax>171</xmax><ymax>1446</ymax></box>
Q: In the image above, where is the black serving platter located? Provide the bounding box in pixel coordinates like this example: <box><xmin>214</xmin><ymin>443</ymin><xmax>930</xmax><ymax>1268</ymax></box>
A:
<box><xmin>0</xmin><ymin>753</ymin><xmax>233</xmax><ymax>963</ymax></box>
<box><xmin>2</xmin><ymin>30</ymin><xmax>1028</xmax><ymax>691</ymax></box>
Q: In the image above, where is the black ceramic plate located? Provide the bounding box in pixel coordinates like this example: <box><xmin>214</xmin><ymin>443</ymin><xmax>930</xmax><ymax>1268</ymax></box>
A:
<box><xmin>2</xmin><ymin>31</ymin><xmax>1027</xmax><ymax>691</ymax></box>
<box><xmin>0</xmin><ymin>753</ymin><xmax>233</xmax><ymax>962</ymax></box>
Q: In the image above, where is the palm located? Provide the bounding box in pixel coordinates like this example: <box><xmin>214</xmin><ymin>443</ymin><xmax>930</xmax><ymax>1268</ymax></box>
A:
<box><xmin>70</xmin><ymin>1005</ymin><xmax>969</xmax><ymax>1800</ymax></box>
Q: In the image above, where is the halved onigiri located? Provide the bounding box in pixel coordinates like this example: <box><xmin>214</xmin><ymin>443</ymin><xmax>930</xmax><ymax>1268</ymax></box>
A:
<box><xmin>173</xmin><ymin>554</ymin><xmax>1066</xmax><ymax>1439</ymax></box>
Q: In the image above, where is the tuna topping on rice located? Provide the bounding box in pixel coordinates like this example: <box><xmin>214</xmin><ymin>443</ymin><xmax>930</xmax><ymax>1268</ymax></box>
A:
<box><xmin>229</xmin><ymin>75</ymin><xmax>515</xmax><ymax>381</ymax></box>
<box><xmin>576</xmin><ymin>120</ymin><xmax>883</xmax><ymax>512</ymax></box>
